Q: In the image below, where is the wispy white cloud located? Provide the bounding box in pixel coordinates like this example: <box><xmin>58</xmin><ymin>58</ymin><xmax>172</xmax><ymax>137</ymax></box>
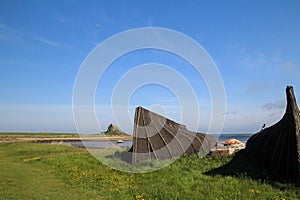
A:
<box><xmin>246</xmin><ymin>81</ymin><xmax>271</xmax><ymax>94</ymax></box>
<box><xmin>0</xmin><ymin>22</ymin><xmax>34</xmax><ymax>48</ymax></box>
<box><xmin>240</xmin><ymin>53</ymin><xmax>267</xmax><ymax>68</ymax></box>
<box><xmin>0</xmin><ymin>22</ymin><xmax>72</xmax><ymax>49</ymax></box>
<box><xmin>262</xmin><ymin>99</ymin><xmax>286</xmax><ymax>110</ymax></box>
<box><xmin>35</xmin><ymin>36</ymin><xmax>61</xmax><ymax>46</ymax></box>
<box><xmin>232</xmin><ymin>41</ymin><xmax>299</xmax><ymax>80</ymax></box>
<box><xmin>52</xmin><ymin>14</ymin><xmax>73</xmax><ymax>24</ymax></box>
<box><xmin>233</xmin><ymin>42</ymin><xmax>281</xmax><ymax>69</ymax></box>
<box><xmin>0</xmin><ymin>23</ymin><xmax>22</xmax><ymax>42</ymax></box>
<box><xmin>35</xmin><ymin>35</ymin><xmax>72</xmax><ymax>49</ymax></box>
<box><xmin>222</xmin><ymin>107</ymin><xmax>284</xmax><ymax>133</ymax></box>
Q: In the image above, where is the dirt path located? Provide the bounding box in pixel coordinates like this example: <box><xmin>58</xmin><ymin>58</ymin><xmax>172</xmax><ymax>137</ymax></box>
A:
<box><xmin>0</xmin><ymin>145</ymin><xmax>89</xmax><ymax>199</ymax></box>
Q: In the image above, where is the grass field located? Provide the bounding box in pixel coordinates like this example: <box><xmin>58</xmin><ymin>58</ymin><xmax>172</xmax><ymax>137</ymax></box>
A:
<box><xmin>0</xmin><ymin>142</ymin><xmax>299</xmax><ymax>200</ymax></box>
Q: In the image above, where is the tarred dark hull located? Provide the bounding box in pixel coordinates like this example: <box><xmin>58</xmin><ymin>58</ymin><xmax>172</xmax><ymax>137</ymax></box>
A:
<box><xmin>131</xmin><ymin>107</ymin><xmax>217</xmax><ymax>163</ymax></box>
<box><xmin>246</xmin><ymin>86</ymin><xmax>300</xmax><ymax>183</ymax></box>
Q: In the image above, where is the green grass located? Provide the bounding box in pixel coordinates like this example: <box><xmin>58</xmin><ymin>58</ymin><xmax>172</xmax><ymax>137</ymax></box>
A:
<box><xmin>0</xmin><ymin>142</ymin><xmax>299</xmax><ymax>200</ymax></box>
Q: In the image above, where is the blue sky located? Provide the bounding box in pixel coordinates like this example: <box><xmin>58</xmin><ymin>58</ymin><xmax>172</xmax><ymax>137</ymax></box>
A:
<box><xmin>0</xmin><ymin>0</ymin><xmax>300</xmax><ymax>133</ymax></box>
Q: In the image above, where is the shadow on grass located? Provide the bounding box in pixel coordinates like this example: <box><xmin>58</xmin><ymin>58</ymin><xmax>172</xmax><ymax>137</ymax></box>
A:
<box><xmin>205</xmin><ymin>150</ymin><xmax>299</xmax><ymax>189</ymax></box>
<box><xmin>105</xmin><ymin>150</ymin><xmax>132</xmax><ymax>163</ymax></box>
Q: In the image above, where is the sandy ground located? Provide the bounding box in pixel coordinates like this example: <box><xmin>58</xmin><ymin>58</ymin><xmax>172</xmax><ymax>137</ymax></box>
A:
<box><xmin>0</xmin><ymin>135</ymin><xmax>133</xmax><ymax>143</ymax></box>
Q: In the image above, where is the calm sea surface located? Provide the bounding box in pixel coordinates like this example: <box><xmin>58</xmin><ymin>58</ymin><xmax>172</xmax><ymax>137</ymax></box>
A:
<box><xmin>67</xmin><ymin>134</ymin><xmax>253</xmax><ymax>149</ymax></box>
<box><xmin>67</xmin><ymin>140</ymin><xmax>133</xmax><ymax>149</ymax></box>
<box><xmin>211</xmin><ymin>134</ymin><xmax>253</xmax><ymax>146</ymax></box>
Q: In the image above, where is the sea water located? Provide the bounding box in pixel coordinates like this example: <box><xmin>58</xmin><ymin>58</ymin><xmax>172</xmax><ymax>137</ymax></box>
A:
<box><xmin>211</xmin><ymin>133</ymin><xmax>253</xmax><ymax>146</ymax></box>
<box><xmin>67</xmin><ymin>140</ymin><xmax>133</xmax><ymax>149</ymax></box>
<box><xmin>67</xmin><ymin>134</ymin><xmax>253</xmax><ymax>149</ymax></box>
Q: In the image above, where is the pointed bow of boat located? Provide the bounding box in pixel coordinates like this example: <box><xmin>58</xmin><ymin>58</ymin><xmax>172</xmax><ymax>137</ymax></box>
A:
<box><xmin>245</xmin><ymin>86</ymin><xmax>300</xmax><ymax>184</ymax></box>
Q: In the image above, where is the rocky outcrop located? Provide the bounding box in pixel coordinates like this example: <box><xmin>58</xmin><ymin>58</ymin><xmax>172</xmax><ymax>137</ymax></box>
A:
<box><xmin>106</xmin><ymin>124</ymin><xmax>119</xmax><ymax>132</ymax></box>
<box><xmin>104</xmin><ymin>124</ymin><xmax>127</xmax><ymax>136</ymax></box>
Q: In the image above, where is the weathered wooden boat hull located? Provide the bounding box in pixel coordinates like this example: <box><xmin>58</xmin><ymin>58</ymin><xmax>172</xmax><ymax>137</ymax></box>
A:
<box><xmin>245</xmin><ymin>86</ymin><xmax>300</xmax><ymax>183</ymax></box>
<box><xmin>130</xmin><ymin>107</ymin><xmax>217</xmax><ymax>164</ymax></box>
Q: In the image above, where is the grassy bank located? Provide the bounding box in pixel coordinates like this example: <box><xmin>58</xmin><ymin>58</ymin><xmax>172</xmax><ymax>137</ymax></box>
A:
<box><xmin>0</xmin><ymin>143</ymin><xmax>299</xmax><ymax>200</ymax></box>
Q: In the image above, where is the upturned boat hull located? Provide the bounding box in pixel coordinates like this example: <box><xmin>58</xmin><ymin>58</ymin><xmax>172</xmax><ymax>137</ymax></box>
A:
<box><xmin>245</xmin><ymin>86</ymin><xmax>300</xmax><ymax>183</ymax></box>
<box><xmin>130</xmin><ymin>107</ymin><xmax>217</xmax><ymax>163</ymax></box>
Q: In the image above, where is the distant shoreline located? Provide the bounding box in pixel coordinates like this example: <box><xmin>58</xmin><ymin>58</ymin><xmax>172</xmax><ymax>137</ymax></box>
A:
<box><xmin>0</xmin><ymin>132</ymin><xmax>254</xmax><ymax>143</ymax></box>
<box><xmin>209</xmin><ymin>133</ymin><xmax>254</xmax><ymax>136</ymax></box>
<box><xmin>0</xmin><ymin>135</ymin><xmax>133</xmax><ymax>143</ymax></box>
